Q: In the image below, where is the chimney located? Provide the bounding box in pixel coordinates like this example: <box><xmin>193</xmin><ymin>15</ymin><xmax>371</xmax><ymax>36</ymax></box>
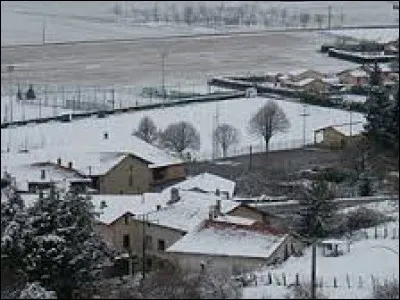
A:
<box><xmin>103</xmin><ymin>132</ymin><xmax>108</xmax><ymax>140</ymax></box>
<box><xmin>41</xmin><ymin>169</ymin><xmax>46</xmax><ymax>180</ymax></box>
<box><xmin>156</xmin><ymin>204</ymin><xmax>161</xmax><ymax>211</ymax></box>
<box><xmin>209</xmin><ymin>205</ymin><xmax>216</xmax><ymax>220</ymax></box>
<box><xmin>215</xmin><ymin>199</ymin><xmax>221</xmax><ymax>216</ymax></box>
<box><xmin>68</xmin><ymin>162</ymin><xmax>73</xmax><ymax>169</ymax></box>
<box><xmin>215</xmin><ymin>188</ymin><xmax>220</xmax><ymax>196</ymax></box>
<box><xmin>57</xmin><ymin>157</ymin><xmax>61</xmax><ymax>166</ymax></box>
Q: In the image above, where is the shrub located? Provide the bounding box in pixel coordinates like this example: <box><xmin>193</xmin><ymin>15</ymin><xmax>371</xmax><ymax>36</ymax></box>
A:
<box><xmin>372</xmin><ymin>278</ymin><xmax>399</xmax><ymax>299</ymax></box>
<box><xmin>345</xmin><ymin>207</ymin><xmax>394</xmax><ymax>232</ymax></box>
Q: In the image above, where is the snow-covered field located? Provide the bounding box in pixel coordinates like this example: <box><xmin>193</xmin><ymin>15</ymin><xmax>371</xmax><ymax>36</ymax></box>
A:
<box><xmin>1</xmin><ymin>96</ymin><xmax>365</xmax><ymax>159</ymax></box>
<box><xmin>1</xmin><ymin>1</ymin><xmax>398</xmax><ymax>46</ymax></box>
<box><xmin>242</xmin><ymin>200</ymin><xmax>399</xmax><ymax>299</ymax></box>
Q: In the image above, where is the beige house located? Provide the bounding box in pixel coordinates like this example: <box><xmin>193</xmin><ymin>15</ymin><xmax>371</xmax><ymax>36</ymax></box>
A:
<box><xmin>288</xmin><ymin>69</ymin><xmax>325</xmax><ymax>82</ymax></box>
<box><xmin>338</xmin><ymin>68</ymin><xmax>370</xmax><ymax>86</ymax></box>
<box><xmin>283</xmin><ymin>77</ymin><xmax>330</xmax><ymax>93</ymax></box>
<box><xmin>166</xmin><ymin>217</ymin><xmax>304</xmax><ymax>274</ymax></box>
<box><xmin>227</xmin><ymin>203</ymin><xmax>288</xmax><ymax>231</ymax></box>
<box><xmin>314</xmin><ymin>125</ymin><xmax>365</xmax><ymax>149</ymax></box>
<box><xmin>92</xmin><ymin>189</ymin><xmax>240</xmax><ymax>270</ymax></box>
<box><xmin>1</xmin><ymin>135</ymin><xmax>186</xmax><ymax>195</ymax></box>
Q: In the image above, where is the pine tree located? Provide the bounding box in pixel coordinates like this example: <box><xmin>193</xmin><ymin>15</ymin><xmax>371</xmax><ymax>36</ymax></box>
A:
<box><xmin>369</xmin><ymin>61</ymin><xmax>382</xmax><ymax>87</ymax></box>
<box><xmin>23</xmin><ymin>188</ymin><xmax>111</xmax><ymax>298</ymax></box>
<box><xmin>364</xmin><ymin>88</ymin><xmax>394</xmax><ymax>151</ymax></box>
<box><xmin>296</xmin><ymin>179</ymin><xmax>337</xmax><ymax>238</ymax></box>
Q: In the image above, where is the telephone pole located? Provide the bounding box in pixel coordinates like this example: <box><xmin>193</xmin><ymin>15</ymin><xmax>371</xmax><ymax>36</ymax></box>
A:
<box><xmin>328</xmin><ymin>5</ymin><xmax>332</xmax><ymax>29</ymax></box>
<box><xmin>300</xmin><ymin>104</ymin><xmax>310</xmax><ymax>147</ymax></box>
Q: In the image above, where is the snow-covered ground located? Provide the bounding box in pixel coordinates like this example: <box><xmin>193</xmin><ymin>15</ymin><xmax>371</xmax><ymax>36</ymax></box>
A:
<box><xmin>1</xmin><ymin>96</ymin><xmax>365</xmax><ymax>159</ymax></box>
<box><xmin>321</xmin><ymin>28</ymin><xmax>399</xmax><ymax>44</ymax></box>
<box><xmin>1</xmin><ymin>1</ymin><xmax>398</xmax><ymax>46</ymax></box>
<box><xmin>242</xmin><ymin>200</ymin><xmax>399</xmax><ymax>299</ymax></box>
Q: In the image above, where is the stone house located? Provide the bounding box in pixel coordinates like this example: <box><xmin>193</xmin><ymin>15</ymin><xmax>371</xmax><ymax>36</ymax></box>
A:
<box><xmin>288</xmin><ymin>69</ymin><xmax>325</xmax><ymax>82</ymax></box>
<box><xmin>166</xmin><ymin>216</ymin><xmax>304</xmax><ymax>274</ymax></box>
<box><xmin>314</xmin><ymin>125</ymin><xmax>365</xmax><ymax>149</ymax></box>
<box><xmin>338</xmin><ymin>68</ymin><xmax>370</xmax><ymax>86</ymax></box>
<box><xmin>92</xmin><ymin>189</ymin><xmax>240</xmax><ymax>270</ymax></box>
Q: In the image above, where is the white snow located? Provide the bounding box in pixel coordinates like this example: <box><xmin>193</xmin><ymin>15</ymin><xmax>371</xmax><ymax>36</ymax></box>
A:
<box><xmin>322</xmin><ymin>28</ymin><xmax>399</xmax><ymax>44</ymax></box>
<box><xmin>167</xmin><ymin>222</ymin><xmax>287</xmax><ymax>259</ymax></box>
<box><xmin>241</xmin><ymin>199</ymin><xmax>399</xmax><ymax>299</ymax></box>
<box><xmin>167</xmin><ymin>172</ymin><xmax>236</xmax><ymax>198</ymax></box>
<box><xmin>1</xmin><ymin>97</ymin><xmax>366</xmax><ymax>160</ymax></box>
<box><xmin>342</xmin><ymin>94</ymin><xmax>368</xmax><ymax>104</ymax></box>
<box><xmin>214</xmin><ymin>215</ymin><xmax>257</xmax><ymax>226</ymax></box>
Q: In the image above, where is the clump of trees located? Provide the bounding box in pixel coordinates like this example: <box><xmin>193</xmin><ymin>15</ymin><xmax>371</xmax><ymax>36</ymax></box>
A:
<box><xmin>1</xmin><ymin>184</ymin><xmax>112</xmax><ymax>299</ymax></box>
<box><xmin>248</xmin><ymin>101</ymin><xmax>290</xmax><ymax>154</ymax></box>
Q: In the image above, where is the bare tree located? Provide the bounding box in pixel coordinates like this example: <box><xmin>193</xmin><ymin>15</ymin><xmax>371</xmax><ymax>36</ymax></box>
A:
<box><xmin>248</xmin><ymin>101</ymin><xmax>290</xmax><ymax>153</ymax></box>
<box><xmin>134</xmin><ymin>116</ymin><xmax>158</xmax><ymax>144</ymax></box>
<box><xmin>199</xmin><ymin>268</ymin><xmax>241</xmax><ymax>299</ymax></box>
<box><xmin>214</xmin><ymin>124</ymin><xmax>240</xmax><ymax>157</ymax></box>
<box><xmin>161</xmin><ymin>121</ymin><xmax>200</xmax><ymax>155</ymax></box>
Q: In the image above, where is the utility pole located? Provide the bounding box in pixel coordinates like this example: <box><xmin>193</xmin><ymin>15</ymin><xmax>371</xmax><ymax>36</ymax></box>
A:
<box><xmin>141</xmin><ymin>212</ymin><xmax>147</xmax><ymax>280</ymax></box>
<box><xmin>42</xmin><ymin>19</ymin><xmax>46</xmax><ymax>45</ymax></box>
<box><xmin>300</xmin><ymin>104</ymin><xmax>310</xmax><ymax>147</ymax></box>
<box><xmin>311</xmin><ymin>238</ymin><xmax>317</xmax><ymax>299</ymax></box>
<box><xmin>161</xmin><ymin>49</ymin><xmax>167</xmax><ymax>103</ymax></box>
<box><xmin>328</xmin><ymin>5</ymin><xmax>332</xmax><ymax>30</ymax></box>
<box><xmin>7</xmin><ymin>65</ymin><xmax>14</xmax><ymax>123</ymax></box>
<box><xmin>349</xmin><ymin>110</ymin><xmax>353</xmax><ymax>137</ymax></box>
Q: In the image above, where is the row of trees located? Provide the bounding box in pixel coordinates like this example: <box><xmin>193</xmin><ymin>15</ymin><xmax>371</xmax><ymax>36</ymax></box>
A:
<box><xmin>113</xmin><ymin>2</ymin><xmax>340</xmax><ymax>29</ymax></box>
<box><xmin>134</xmin><ymin>100</ymin><xmax>290</xmax><ymax>158</ymax></box>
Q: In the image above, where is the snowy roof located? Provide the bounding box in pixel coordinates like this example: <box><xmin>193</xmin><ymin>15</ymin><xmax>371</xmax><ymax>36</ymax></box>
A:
<box><xmin>315</xmin><ymin>123</ymin><xmax>365</xmax><ymax>137</ymax></box>
<box><xmin>349</xmin><ymin>69</ymin><xmax>369</xmax><ymax>77</ymax></box>
<box><xmin>166</xmin><ymin>220</ymin><xmax>287</xmax><ymax>259</ymax></box>
<box><xmin>140</xmin><ymin>190</ymin><xmax>240</xmax><ymax>232</ymax></box>
<box><xmin>342</xmin><ymin>94</ymin><xmax>368</xmax><ymax>103</ymax></box>
<box><xmin>321</xmin><ymin>239</ymin><xmax>348</xmax><ymax>245</ymax></box>
<box><xmin>167</xmin><ymin>172</ymin><xmax>236</xmax><ymax>198</ymax></box>
<box><xmin>287</xmin><ymin>69</ymin><xmax>320</xmax><ymax>77</ymax></box>
<box><xmin>214</xmin><ymin>215</ymin><xmax>256</xmax><ymax>226</ymax></box>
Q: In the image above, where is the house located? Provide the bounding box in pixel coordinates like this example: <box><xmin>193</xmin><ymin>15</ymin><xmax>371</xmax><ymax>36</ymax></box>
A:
<box><xmin>166</xmin><ymin>172</ymin><xmax>236</xmax><ymax>199</ymax></box>
<box><xmin>287</xmin><ymin>69</ymin><xmax>325</xmax><ymax>82</ymax></box>
<box><xmin>226</xmin><ymin>203</ymin><xmax>288</xmax><ymax>230</ymax></box>
<box><xmin>91</xmin><ymin>189</ymin><xmax>240</xmax><ymax>270</ymax></box>
<box><xmin>320</xmin><ymin>239</ymin><xmax>350</xmax><ymax>257</ymax></box>
<box><xmin>314</xmin><ymin>124</ymin><xmax>365</xmax><ymax>149</ymax></box>
<box><xmin>1</xmin><ymin>135</ymin><xmax>186</xmax><ymax>195</ymax></box>
<box><xmin>338</xmin><ymin>68</ymin><xmax>370</xmax><ymax>86</ymax></box>
<box><xmin>282</xmin><ymin>77</ymin><xmax>331</xmax><ymax>93</ymax></box>
<box><xmin>166</xmin><ymin>215</ymin><xmax>304</xmax><ymax>274</ymax></box>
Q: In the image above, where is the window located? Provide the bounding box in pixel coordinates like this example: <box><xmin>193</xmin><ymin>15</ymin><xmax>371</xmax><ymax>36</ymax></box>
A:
<box><xmin>153</xmin><ymin>167</ymin><xmax>167</xmax><ymax>181</ymax></box>
<box><xmin>145</xmin><ymin>235</ymin><xmax>153</xmax><ymax>250</ymax></box>
<box><xmin>128</xmin><ymin>174</ymin><xmax>133</xmax><ymax>187</ymax></box>
<box><xmin>119</xmin><ymin>190</ymin><xmax>124</xmax><ymax>195</ymax></box>
<box><xmin>123</xmin><ymin>234</ymin><xmax>130</xmax><ymax>249</ymax></box>
<box><xmin>124</xmin><ymin>214</ymin><xmax>129</xmax><ymax>225</ymax></box>
<box><xmin>157</xmin><ymin>239</ymin><xmax>165</xmax><ymax>251</ymax></box>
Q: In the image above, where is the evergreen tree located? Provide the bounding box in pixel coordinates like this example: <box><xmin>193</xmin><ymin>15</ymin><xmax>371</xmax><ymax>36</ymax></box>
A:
<box><xmin>296</xmin><ymin>179</ymin><xmax>337</xmax><ymax>239</ymax></box>
<box><xmin>23</xmin><ymin>188</ymin><xmax>111</xmax><ymax>299</ymax></box>
<box><xmin>369</xmin><ymin>61</ymin><xmax>382</xmax><ymax>87</ymax></box>
<box><xmin>364</xmin><ymin>87</ymin><xmax>397</xmax><ymax>152</ymax></box>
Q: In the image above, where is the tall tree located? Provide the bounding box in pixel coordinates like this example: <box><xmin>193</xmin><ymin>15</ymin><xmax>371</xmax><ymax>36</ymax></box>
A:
<box><xmin>214</xmin><ymin>124</ymin><xmax>240</xmax><ymax>157</ymax></box>
<box><xmin>22</xmin><ymin>188</ymin><xmax>111</xmax><ymax>299</ymax></box>
<box><xmin>134</xmin><ymin>116</ymin><xmax>158</xmax><ymax>144</ymax></box>
<box><xmin>248</xmin><ymin>101</ymin><xmax>290</xmax><ymax>153</ymax></box>
<box><xmin>296</xmin><ymin>179</ymin><xmax>337</xmax><ymax>238</ymax></box>
<box><xmin>161</xmin><ymin>121</ymin><xmax>200</xmax><ymax>155</ymax></box>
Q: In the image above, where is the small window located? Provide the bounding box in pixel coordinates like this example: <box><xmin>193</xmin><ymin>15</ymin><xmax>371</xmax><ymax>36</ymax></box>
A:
<box><xmin>119</xmin><ymin>190</ymin><xmax>124</xmax><ymax>195</ymax></box>
<box><xmin>123</xmin><ymin>234</ymin><xmax>130</xmax><ymax>249</ymax></box>
<box><xmin>157</xmin><ymin>239</ymin><xmax>165</xmax><ymax>251</ymax></box>
<box><xmin>145</xmin><ymin>235</ymin><xmax>153</xmax><ymax>250</ymax></box>
<box><xmin>124</xmin><ymin>214</ymin><xmax>129</xmax><ymax>225</ymax></box>
<box><xmin>128</xmin><ymin>174</ymin><xmax>133</xmax><ymax>187</ymax></box>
